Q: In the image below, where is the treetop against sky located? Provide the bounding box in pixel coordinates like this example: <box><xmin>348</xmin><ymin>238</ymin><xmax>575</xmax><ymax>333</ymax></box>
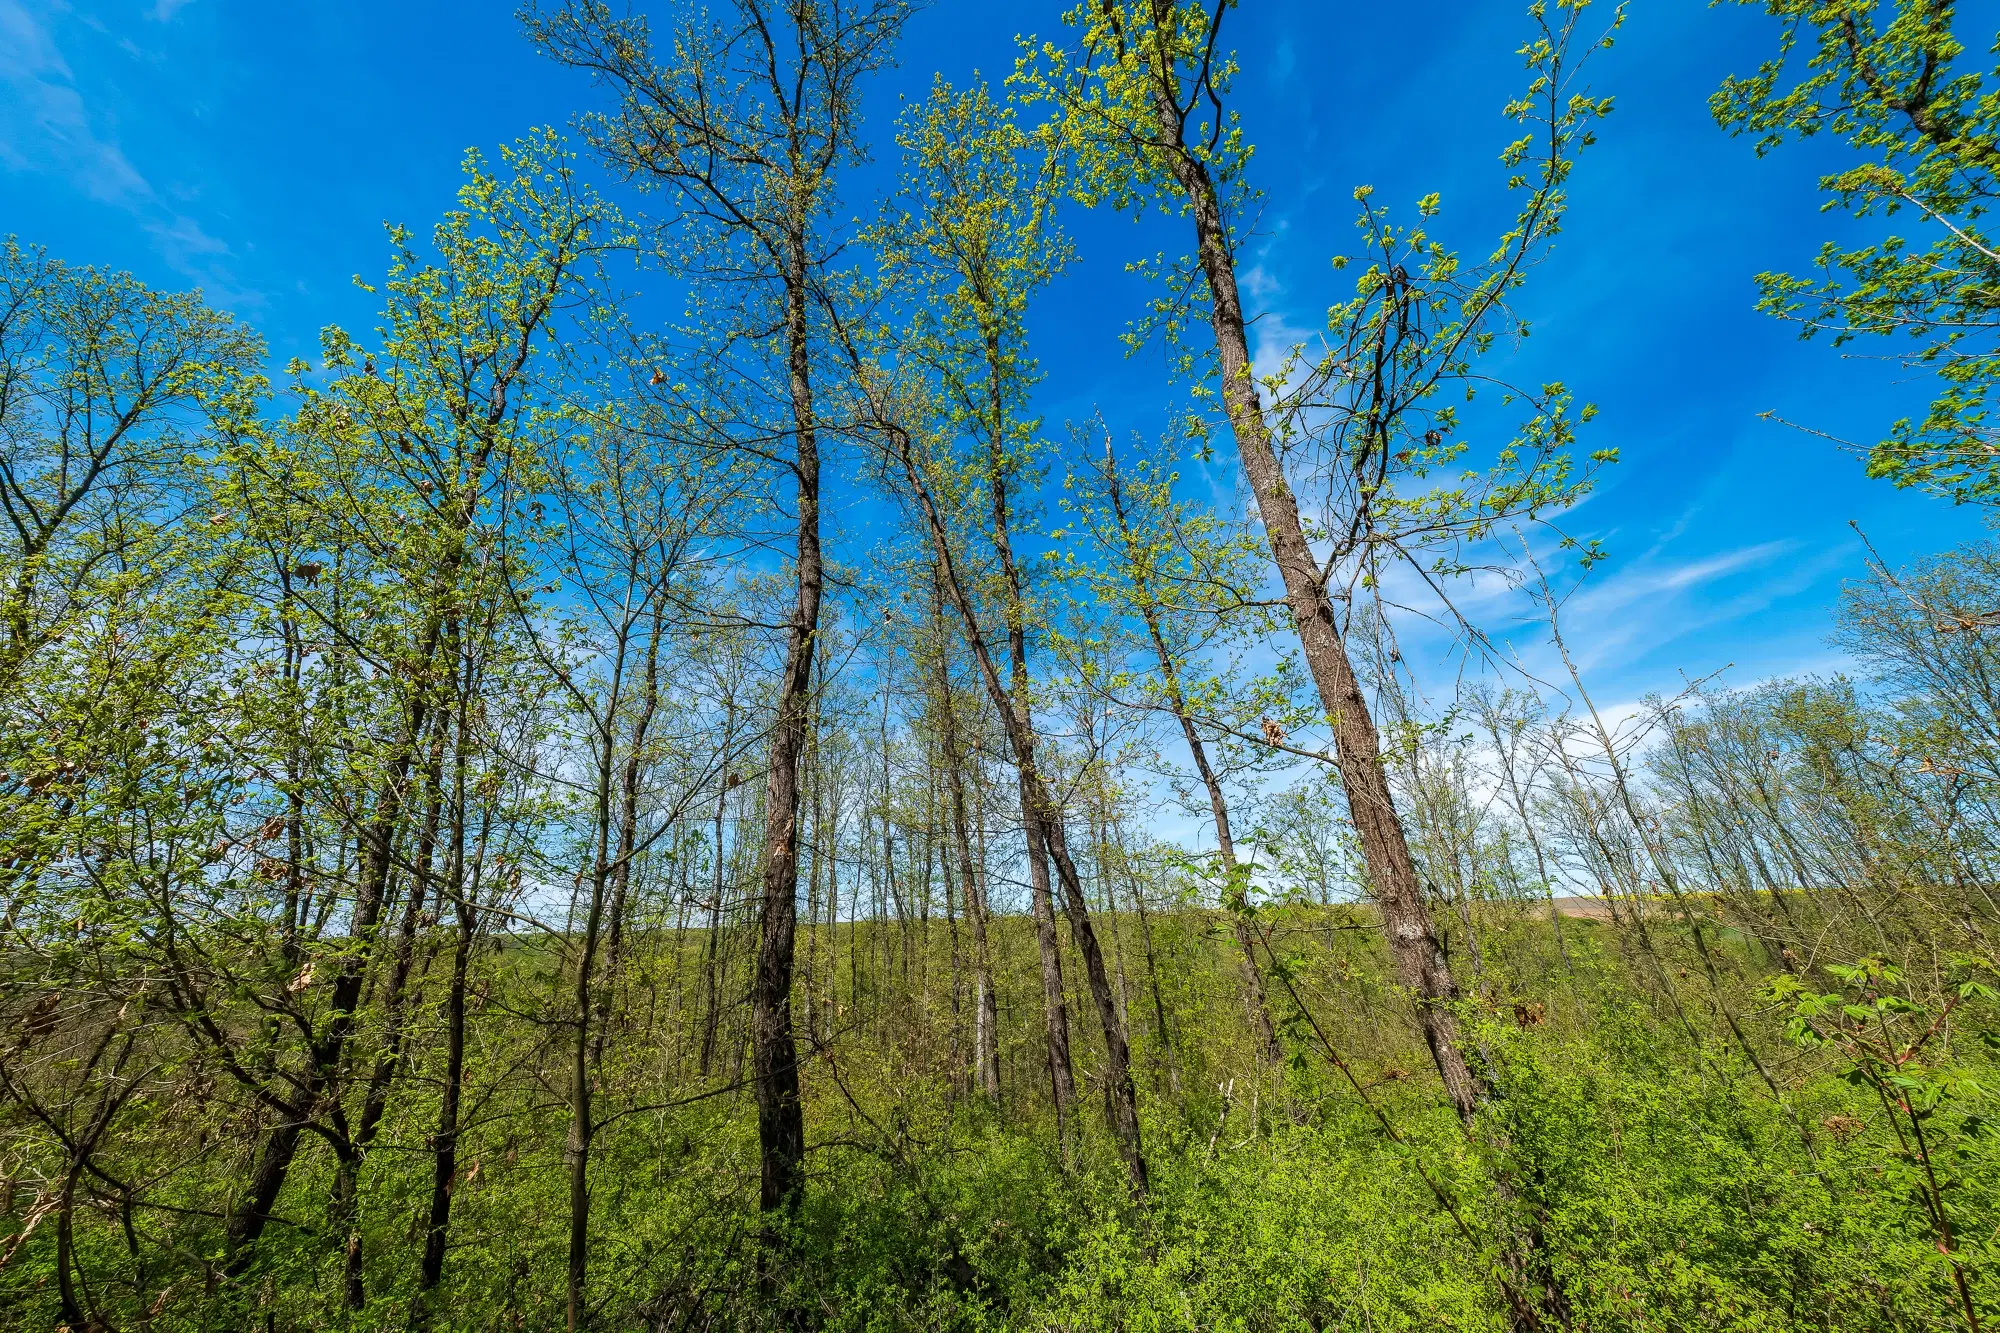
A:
<box><xmin>1</xmin><ymin>0</ymin><xmax>1982</xmax><ymax>703</ymax></box>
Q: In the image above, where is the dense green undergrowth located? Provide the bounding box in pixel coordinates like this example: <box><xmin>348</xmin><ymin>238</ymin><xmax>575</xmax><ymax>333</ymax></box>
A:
<box><xmin>11</xmin><ymin>912</ymin><xmax>1995</xmax><ymax>1333</ymax></box>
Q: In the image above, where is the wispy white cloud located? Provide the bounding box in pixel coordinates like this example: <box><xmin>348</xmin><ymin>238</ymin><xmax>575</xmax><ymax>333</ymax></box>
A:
<box><xmin>1270</xmin><ymin>37</ymin><xmax>1296</xmax><ymax>85</ymax></box>
<box><xmin>1568</xmin><ymin>538</ymin><xmax>1798</xmax><ymax>619</ymax></box>
<box><xmin>1487</xmin><ymin>536</ymin><xmax>1849</xmax><ymax>699</ymax></box>
<box><xmin>0</xmin><ymin>0</ymin><xmax>252</xmax><ymax>304</ymax></box>
<box><xmin>1247</xmin><ymin>309</ymin><xmax>1318</xmax><ymax>396</ymax></box>
<box><xmin>141</xmin><ymin>211</ymin><xmax>237</xmax><ymax>290</ymax></box>
<box><xmin>149</xmin><ymin>0</ymin><xmax>196</xmax><ymax>20</ymax></box>
<box><xmin>1237</xmin><ymin>259</ymin><xmax>1326</xmax><ymax>399</ymax></box>
<box><xmin>0</xmin><ymin>0</ymin><xmax>150</xmax><ymax>204</ymax></box>
<box><xmin>1240</xmin><ymin>262</ymin><xmax>1281</xmax><ymax>304</ymax></box>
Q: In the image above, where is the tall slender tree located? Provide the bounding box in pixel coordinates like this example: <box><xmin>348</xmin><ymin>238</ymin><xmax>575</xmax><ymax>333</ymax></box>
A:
<box><xmin>213</xmin><ymin>137</ymin><xmax>615</xmax><ymax>1285</ymax></box>
<box><xmin>1062</xmin><ymin>435</ymin><xmax>1281</xmax><ymax>1063</ymax></box>
<box><xmin>529</xmin><ymin>0</ymin><xmax>915</xmax><ymax>1247</ymax></box>
<box><xmin>1032</xmin><ymin>0</ymin><xmax>1617</xmax><ymax>1131</ymax></box>
<box><xmin>869</xmin><ymin>77</ymin><xmax>1147</xmax><ymax>1189</ymax></box>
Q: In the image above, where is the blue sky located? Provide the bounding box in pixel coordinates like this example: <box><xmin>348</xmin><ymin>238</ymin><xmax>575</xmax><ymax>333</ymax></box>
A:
<box><xmin>3</xmin><ymin>0</ymin><xmax>1988</xmax><ymax>723</ymax></box>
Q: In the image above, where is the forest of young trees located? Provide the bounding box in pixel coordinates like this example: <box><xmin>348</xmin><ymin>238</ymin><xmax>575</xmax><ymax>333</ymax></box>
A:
<box><xmin>6</xmin><ymin>1</ymin><xmax>2000</xmax><ymax>1330</ymax></box>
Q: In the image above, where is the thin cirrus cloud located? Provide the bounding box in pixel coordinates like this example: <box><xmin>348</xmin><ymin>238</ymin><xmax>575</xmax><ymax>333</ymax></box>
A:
<box><xmin>0</xmin><ymin>0</ymin><xmax>246</xmax><ymax>303</ymax></box>
<box><xmin>0</xmin><ymin>1</ymin><xmax>151</xmax><ymax>203</ymax></box>
<box><xmin>1570</xmin><ymin>538</ymin><xmax>1800</xmax><ymax>616</ymax></box>
<box><xmin>1524</xmin><ymin>536</ymin><xmax>1836</xmax><ymax>684</ymax></box>
<box><xmin>1323</xmin><ymin>528</ymin><xmax>1835</xmax><ymax>720</ymax></box>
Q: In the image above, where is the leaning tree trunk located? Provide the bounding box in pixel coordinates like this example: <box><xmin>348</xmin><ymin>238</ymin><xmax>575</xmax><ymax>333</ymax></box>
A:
<box><xmin>1034</xmin><ymin>797</ymin><xmax>1150</xmax><ymax>1195</ymax></box>
<box><xmin>891</xmin><ymin>428</ymin><xmax>1149</xmax><ymax>1197</ymax></box>
<box><xmin>1138</xmin><ymin>12</ymin><xmax>1583</xmax><ymax>1325</ymax></box>
<box><xmin>947</xmin><ymin>736</ymin><xmax>1002</xmax><ymax>1101</ymax></box>
<box><xmin>1146</xmin><ymin>83</ymin><xmax>1479</xmax><ymax>1127</ymax></box>
<box><xmin>1101</xmin><ymin>449</ymin><xmax>1282</xmax><ymax>1063</ymax></box>
<box><xmin>1018</xmin><ymin>782</ymin><xmax>1077</xmax><ymax>1121</ymax></box>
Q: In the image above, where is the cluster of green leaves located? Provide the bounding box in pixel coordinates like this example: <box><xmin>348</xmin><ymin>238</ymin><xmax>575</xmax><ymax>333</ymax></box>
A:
<box><xmin>1266</xmin><ymin>2</ymin><xmax>1622</xmax><ymax>597</ymax></box>
<box><xmin>1715</xmin><ymin>0</ymin><xmax>2000</xmax><ymax>502</ymax></box>
<box><xmin>1768</xmin><ymin>954</ymin><xmax>1998</xmax><ymax>1331</ymax></box>
<box><xmin>1020</xmin><ymin>0</ymin><xmax>1621</xmax><ymax>633</ymax></box>
<box><xmin>1015</xmin><ymin>0</ymin><xmax>1254</xmax><ymax>386</ymax></box>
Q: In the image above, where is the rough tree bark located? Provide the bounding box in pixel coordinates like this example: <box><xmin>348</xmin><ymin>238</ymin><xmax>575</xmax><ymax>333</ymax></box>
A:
<box><xmin>1139</xmin><ymin>26</ymin><xmax>1479</xmax><ymax>1123</ymax></box>
<box><xmin>749</xmin><ymin>227</ymin><xmax>818</xmax><ymax>1225</ymax></box>
<box><xmin>527</xmin><ymin>0</ymin><xmax>914</xmax><ymax>1253</ymax></box>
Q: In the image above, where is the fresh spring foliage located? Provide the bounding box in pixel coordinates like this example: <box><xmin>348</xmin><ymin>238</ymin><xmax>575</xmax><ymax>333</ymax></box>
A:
<box><xmin>5</xmin><ymin>3</ymin><xmax>2000</xmax><ymax>1332</ymax></box>
<box><xmin>1714</xmin><ymin>0</ymin><xmax>2000</xmax><ymax>503</ymax></box>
